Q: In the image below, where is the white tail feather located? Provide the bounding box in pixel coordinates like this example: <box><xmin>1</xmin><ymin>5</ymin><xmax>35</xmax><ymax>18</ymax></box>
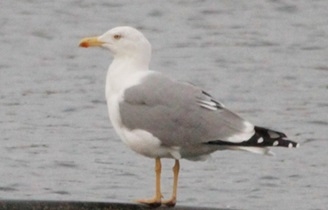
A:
<box><xmin>229</xmin><ymin>146</ymin><xmax>275</xmax><ymax>156</ymax></box>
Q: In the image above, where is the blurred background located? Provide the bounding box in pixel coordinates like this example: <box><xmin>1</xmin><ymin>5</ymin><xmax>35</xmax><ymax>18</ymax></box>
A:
<box><xmin>0</xmin><ymin>1</ymin><xmax>327</xmax><ymax>209</ymax></box>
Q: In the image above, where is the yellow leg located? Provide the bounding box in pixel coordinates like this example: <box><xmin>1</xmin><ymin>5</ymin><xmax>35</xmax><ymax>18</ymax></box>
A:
<box><xmin>163</xmin><ymin>159</ymin><xmax>180</xmax><ymax>207</ymax></box>
<box><xmin>137</xmin><ymin>157</ymin><xmax>162</xmax><ymax>207</ymax></box>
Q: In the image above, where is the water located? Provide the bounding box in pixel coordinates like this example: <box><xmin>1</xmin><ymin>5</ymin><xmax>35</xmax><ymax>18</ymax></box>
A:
<box><xmin>1</xmin><ymin>0</ymin><xmax>327</xmax><ymax>209</ymax></box>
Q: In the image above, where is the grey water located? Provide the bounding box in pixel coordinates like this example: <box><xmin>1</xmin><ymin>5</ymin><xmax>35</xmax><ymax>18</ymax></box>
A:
<box><xmin>0</xmin><ymin>1</ymin><xmax>327</xmax><ymax>209</ymax></box>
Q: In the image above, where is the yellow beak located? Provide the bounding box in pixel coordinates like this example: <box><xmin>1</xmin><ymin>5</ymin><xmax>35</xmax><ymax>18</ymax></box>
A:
<box><xmin>79</xmin><ymin>37</ymin><xmax>104</xmax><ymax>48</ymax></box>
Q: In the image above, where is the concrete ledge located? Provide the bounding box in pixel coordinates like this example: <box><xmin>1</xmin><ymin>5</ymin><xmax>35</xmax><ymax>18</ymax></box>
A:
<box><xmin>0</xmin><ymin>200</ymin><xmax>230</xmax><ymax>210</ymax></box>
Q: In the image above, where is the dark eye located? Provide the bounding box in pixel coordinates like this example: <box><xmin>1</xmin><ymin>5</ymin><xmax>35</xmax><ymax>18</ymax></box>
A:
<box><xmin>113</xmin><ymin>34</ymin><xmax>122</xmax><ymax>40</ymax></box>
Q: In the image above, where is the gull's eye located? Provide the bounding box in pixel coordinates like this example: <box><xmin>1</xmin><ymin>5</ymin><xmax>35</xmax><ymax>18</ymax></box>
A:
<box><xmin>113</xmin><ymin>34</ymin><xmax>122</xmax><ymax>40</ymax></box>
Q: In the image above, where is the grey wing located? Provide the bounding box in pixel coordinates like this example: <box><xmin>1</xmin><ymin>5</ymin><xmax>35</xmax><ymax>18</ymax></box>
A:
<box><xmin>119</xmin><ymin>73</ymin><xmax>254</xmax><ymax>147</ymax></box>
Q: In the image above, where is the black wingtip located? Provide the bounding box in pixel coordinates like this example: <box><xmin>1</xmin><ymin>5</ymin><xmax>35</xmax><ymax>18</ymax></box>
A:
<box><xmin>206</xmin><ymin>126</ymin><xmax>300</xmax><ymax>148</ymax></box>
<box><xmin>253</xmin><ymin>126</ymin><xmax>299</xmax><ymax>148</ymax></box>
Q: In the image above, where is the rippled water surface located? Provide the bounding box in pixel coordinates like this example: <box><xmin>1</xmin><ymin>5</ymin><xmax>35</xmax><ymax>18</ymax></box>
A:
<box><xmin>1</xmin><ymin>1</ymin><xmax>327</xmax><ymax>210</ymax></box>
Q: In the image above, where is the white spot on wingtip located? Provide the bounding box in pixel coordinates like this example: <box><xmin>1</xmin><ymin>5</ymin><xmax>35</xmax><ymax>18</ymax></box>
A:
<box><xmin>296</xmin><ymin>143</ymin><xmax>300</xmax><ymax>148</ymax></box>
<box><xmin>273</xmin><ymin>141</ymin><xmax>279</xmax><ymax>146</ymax></box>
<box><xmin>257</xmin><ymin>137</ymin><xmax>264</xmax><ymax>143</ymax></box>
<box><xmin>268</xmin><ymin>131</ymin><xmax>280</xmax><ymax>139</ymax></box>
<box><xmin>288</xmin><ymin>143</ymin><xmax>293</xmax><ymax>148</ymax></box>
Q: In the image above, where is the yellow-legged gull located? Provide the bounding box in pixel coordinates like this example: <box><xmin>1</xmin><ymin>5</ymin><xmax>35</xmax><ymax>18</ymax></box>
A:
<box><xmin>79</xmin><ymin>26</ymin><xmax>299</xmax><ymax>207</ymax></box>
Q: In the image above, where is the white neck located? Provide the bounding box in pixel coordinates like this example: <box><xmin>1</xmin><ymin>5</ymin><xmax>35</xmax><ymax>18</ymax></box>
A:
<box><xmin>105</xmin><ymin>56</ymin><xmax>150</xmax><ymax>97</ymax></box>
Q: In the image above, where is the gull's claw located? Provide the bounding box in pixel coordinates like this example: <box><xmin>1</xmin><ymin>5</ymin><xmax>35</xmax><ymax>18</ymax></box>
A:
<box><xmin>137</xmin><ymin>197</ymin><xmax>162</xmax><ymax>208</ymax></box>
<box><xmin>162</xmin><ymin>197</ymin><xmax>177</xmax><ymax>207</ymax></box>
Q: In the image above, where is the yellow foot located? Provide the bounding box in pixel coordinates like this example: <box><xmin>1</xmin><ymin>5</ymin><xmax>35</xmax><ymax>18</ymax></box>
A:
<box><xmin>137</xmin><ymin>197</ymin><xmax>162</xmax><ymax>208</ymax></box>
<box><xmin>162</xmin><ymin>197</ymin><xmax>176</xmax><ymax>207</ymax></box>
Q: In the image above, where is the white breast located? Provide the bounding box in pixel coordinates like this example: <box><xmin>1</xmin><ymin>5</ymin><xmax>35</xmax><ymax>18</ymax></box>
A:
<box><xmin>106</xmin><ymin>92</ymin><xmax>178</xmax><ymax>158</ymax></box>
<box><xmin>105</xmin><ymin>67</ymin><xmax>180</xmax><ymax>158</ymax></box>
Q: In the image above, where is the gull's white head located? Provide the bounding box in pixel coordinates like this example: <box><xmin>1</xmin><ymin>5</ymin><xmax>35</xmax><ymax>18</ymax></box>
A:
<box><xmin>79</xmin><ymin>26</ymin><xmax>151</xmax><ymax>63</ymax></box>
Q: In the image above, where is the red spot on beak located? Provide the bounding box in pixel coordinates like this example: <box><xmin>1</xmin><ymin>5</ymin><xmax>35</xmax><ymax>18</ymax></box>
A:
<box><xmin>79</xmin><ymin>41</ymin><xmax>89</xmax><ymax>48</ymax></box>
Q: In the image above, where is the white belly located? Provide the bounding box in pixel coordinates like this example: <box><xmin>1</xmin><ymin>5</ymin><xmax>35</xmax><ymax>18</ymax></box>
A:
<box><xmin>105</xmin><ymin>68</ymin><xmax>182</xmax><ymax>159</ymax></box>
<box><xmin>120</xmin><ymin>128</ymin><xmax>174</xmax><ymax>158</ymax></box>
<box><xmin>107</xmin><ymin>94</ymin><xmax>179</xmax><ymax>158</ymax></box>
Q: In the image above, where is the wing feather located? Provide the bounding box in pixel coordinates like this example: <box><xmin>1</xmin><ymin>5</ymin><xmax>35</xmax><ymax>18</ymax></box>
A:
<box><xmin>119</xmin><ymin>73</ymin><xmax>254</xmax><ymax>147</ymax></box>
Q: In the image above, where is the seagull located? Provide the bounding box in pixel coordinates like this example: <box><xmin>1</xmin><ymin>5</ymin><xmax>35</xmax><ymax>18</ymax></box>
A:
<box><xmin>79</xmin><ymin>26</ymin><xmax>299</xmax><ymax>207</ymax></box>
